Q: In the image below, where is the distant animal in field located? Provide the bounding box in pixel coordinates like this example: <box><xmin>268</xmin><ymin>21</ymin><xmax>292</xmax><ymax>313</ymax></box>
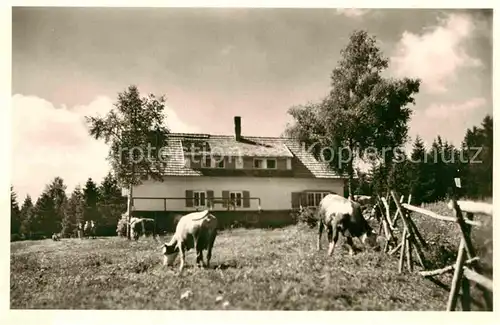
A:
<box><xmin>130</xmin><ymin>217</ymin><xmax>156</xmax><ymax>240</ymax></box>
<box><xmin>84</xmin><ymin>220</ymin><xmax>97</xmax><ymax>239</ymax></box>
<box><xmin>317</xmin><ymin>194</ymin><xmax>378</xmax><ymax>256</ymax></box>
<box><xmin>52</xmin><ymin>233</ymin><xmax>61</xmax><ymax>241</ymax></box>
<box><xmin>161</xmin><ymin>210</ymin><xmax>218</xmax><ymax>274</ymax></box>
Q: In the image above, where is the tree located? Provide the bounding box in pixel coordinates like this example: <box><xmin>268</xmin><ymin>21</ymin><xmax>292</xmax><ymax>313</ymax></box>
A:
<box><xmin>47</xmin><ymin>177</ymin><xmax>68</xmax><ymax>234</ymax></box>
<box><xmin>98</xmin><ymin>172</ymin><xmax>127</xmax><ymax>235</ymax></box>
<box><xmin>63</xmin><ymin>186</ymin><xmax>85</xmax><ymax>237</ymax></box>
<box><xmin>20</xmin><ymin>195</ymin><xmax>35</xmax><ymax>239</ymax></box>
<box><xmin>83</xmin><ymin>178</ymin><xmax>100</xmax><ymax>225</ymax></box>
<box><xmin>407</xmin><ymin>135</ymin><xmax>428</xmax><ymax>204</ymax></box>
<box><xmin>34</xmin><ymin>189</ymin><xmax>57</xmax><ymax>236</ymax></box>
<box><xmin>11</xmin><ymin>186</ymin><xmax>21</xmax><ymax>236</ymax></box>
<box><xmin>461</xmin><ymin>115</ymin><xmax>493</xmax><ymax>199</ymax></box>
<box><xmin>85</xmin><ymin>85</ymin><xmax>169</xmax><ymax>239</ymax></box>
<box><xmin>285</xmin><ymin>30</ymin><xmax>420</xmax><ymax>198</ymax></box>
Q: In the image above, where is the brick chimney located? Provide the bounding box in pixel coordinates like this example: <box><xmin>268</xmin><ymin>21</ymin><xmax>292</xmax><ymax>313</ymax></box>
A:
<box><xmin>234</xmin><ymin>116</ymin><xmax>241</xmax><ymax>141</ymax></box>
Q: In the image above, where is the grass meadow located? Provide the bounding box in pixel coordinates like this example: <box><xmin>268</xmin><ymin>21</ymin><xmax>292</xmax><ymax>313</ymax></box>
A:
<box><xmin>10</xmin><ymin>201</ymin><xmax>493</xmax><ymax>310</ymax></box>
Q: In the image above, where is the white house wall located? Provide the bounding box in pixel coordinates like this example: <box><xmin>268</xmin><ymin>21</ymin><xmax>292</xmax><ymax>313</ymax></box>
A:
<box><xmin>132</xmin><ymin>176</ymin><xmax>344</xmax><ymax>211</ymax></box>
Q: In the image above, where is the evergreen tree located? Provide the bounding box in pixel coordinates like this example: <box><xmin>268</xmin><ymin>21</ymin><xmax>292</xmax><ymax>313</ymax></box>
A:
<box><xmin>407</xmin><ymin>135</ymin><xmax>427</xmax><ymax>204</ymax></box>
<box><xmin>83</xmin><ymin>178</ymin><xmax>100</xmax><ymax>224</ymax></box>
<box><xmin>20</xmin><ymin>195</ymin><xmax>35</xmax><ymax>238</ymax></box>
<box><xmin>63</xmin><ymin>185</ymin><xmax>84</xmax><ymax>237</ymax></box>
<box><xmin>98</xmin><ymin>172</ymin><xmax>127</xmax><ymax>235</ymax></box>
<box><xmin>34</xmin><ymin>189</ymin><xmax>57</xmax><ymax>236</ymax></box>
<box><xmin>460</xmin><ymin>115</ymin><xmax>493</xmax><ymax>199</ymax></box>
<box><xmin>47</xmin><ymin>177</ymin><xmax>68</xmax><ymax>234</ymax></box>
<box><xmin>11</xmin><ymin>186</ymin><xmax>21</xmax><ymax>236</ymax></box>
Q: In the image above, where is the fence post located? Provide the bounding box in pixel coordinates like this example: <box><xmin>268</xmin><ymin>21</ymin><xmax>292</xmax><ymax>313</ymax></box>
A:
<box><xmin>406</xmin><ymin>233</ymin><xmax>413</xmax><ymax>272</ymax></box>
<box><xmin>446</xmin><ymin>236</ymin><xmax>467</xmax><ymax>311</ymax></box>
<box><xmin>398</xmin><ymin>227</ymin><xmax>407</xmax><ymax>273</ymax></box>
<box><xmin>390</xmin><ymin>191</ymin><xmax>426</xmax><ymax>269</ymax></box>
<box><xmin>446</xmin><ymin>200</ymin><xmax>476</xmax><ymax>311</ymax></box>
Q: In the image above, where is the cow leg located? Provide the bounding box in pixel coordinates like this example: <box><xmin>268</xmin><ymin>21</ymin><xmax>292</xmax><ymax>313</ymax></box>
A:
<box><xmin>195</xmin><ymin>237</ymin><xmax>204</xmax><ymax>268</ymax></box>
<box><xmin>191</xmin><ymin>232</ymin><xmax>203</xmax><ymax>268</ymax></box>
<box><xmin>178</xmin><ymin>242</ymin><xmax>186</xmax><ymax>274</ymax></box>
<box><xmin>346</xmin><ymin>237</ymin><xmax>356</xmax><ymax>256</ymax></box>
<box><xmin>206</xmin><ymin>232</ymin><xmax>217</xmax><ymax>268</ymax></box>
<box><xmin>327</xmin><ymin>215</ymin><xmax>342</xmax><ymax>256</ymax></box>
<box><xmin>317</xmin><ymin>220</ymin><xmax>324</xmax><ymax>251</ymax></box>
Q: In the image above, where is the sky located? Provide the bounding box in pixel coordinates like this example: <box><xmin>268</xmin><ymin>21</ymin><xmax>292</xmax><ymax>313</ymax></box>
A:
<box><xmin>11</xmin><ymin>7</ymin><xmax>493</xmax><ymax>201</ymax></box>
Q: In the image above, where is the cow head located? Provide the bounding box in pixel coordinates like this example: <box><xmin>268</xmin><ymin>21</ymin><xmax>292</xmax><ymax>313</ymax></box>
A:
<box><xmin>161</xmin><ymin>242</ymin><xmax>179</xmax><ymax>266</ymax></box>
<box><xmin>360</xmin><ymin>227</ymin><xmax>378</xmax><ymax>247</ymax></box>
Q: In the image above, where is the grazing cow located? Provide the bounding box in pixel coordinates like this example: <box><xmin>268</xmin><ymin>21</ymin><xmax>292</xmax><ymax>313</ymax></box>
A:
<box><xmin>161</xmin><ymin>210</ymin><xmax>218</xmax><ymax>273</ymax></box>
<box><xmin>317</xmin><ymin>194</ymin><xmax>378</xmax><ymax>256</ymax></box>
<box><xmin>130</xmin><ymin>217</ymin><xmax>156</xmax><ymax>240</ymax></box>
<box><xmin>84</xmin><ymin>220</ymin><xmax>97</xmax><ymax>239</ymax></box>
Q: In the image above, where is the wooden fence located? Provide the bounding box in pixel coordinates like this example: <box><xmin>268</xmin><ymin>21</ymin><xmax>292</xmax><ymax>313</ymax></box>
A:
<box><xmin>375</xmin><ymin>191</ymin><xmax>493</xmax><ymax>311</ymax></box>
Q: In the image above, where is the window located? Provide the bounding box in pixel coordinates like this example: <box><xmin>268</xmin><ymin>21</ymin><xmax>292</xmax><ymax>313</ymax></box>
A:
<box><xmin>254</xmin><ymin>158</ymin><xmax>264</xmax><ymax>169</ymax></box>
<box><xmin>184</xmin><ymin>157</ymin><xmax>191</xmax><ymax>168</ymax></box>
<box><xmin>266</xmin><ymin>159</ymin><xmax>277</xmax><ymax>169</ymax></box>
<box><xmin>214</xmin><ymin>157</ymin><xmax>225</xmax><ymax>168</ymax></box>
<box><xmin>253</xmin><ymin>158</ymin><xmax>277</xmax><ymax>169</ymax></box>
<box><xmin>229</xmin><ymin>191</ymin><xmax>243</xmax><ymax>208</ymax></box>
<box><xmin>235</xmin><ymin>157</ymin><xmax>243</xmax><ymax>169</ymax></box>
<box><xmin>193</xmin><ymin>191</ymin><xmax>206</xmax><ymax>207</ymax></box>
<box><xmin>201</xmin><ymin>156</ymin><xmax>211</xmax><ymax>168</ymax></box>
<box><xmin>306</xmin><ymin>192</ymin><xmax>330</xmax><ymax>207</ymax></box>
<box><xmin>286</xmin><ymin>158</ymin><xmax>292</xmax><ymax>170</ymax></box>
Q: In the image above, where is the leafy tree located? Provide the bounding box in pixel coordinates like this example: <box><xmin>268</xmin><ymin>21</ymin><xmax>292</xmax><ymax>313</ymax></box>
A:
<box><xmin>285</xmin><ymin>30</ymin><xmax>420</xmax><ymax>198</ymax></box>
<box><xmin>85</xmin><ymin>85</ymin><xmax>169</xmax><ymax>239</ymax></box>
<box><xmin>63</xmin><ymin>185</ymin><xmax>85</xmax><ymax>237</ymax></box>
<box><xmin>11</xmin><ymin>186</ymin><xmax>21</xmax><ymax>236</ymax></box>
<box><xmin>20</xmin><ymin>195</ymin><xmax>35</xmax><ymax>239</ymax></box>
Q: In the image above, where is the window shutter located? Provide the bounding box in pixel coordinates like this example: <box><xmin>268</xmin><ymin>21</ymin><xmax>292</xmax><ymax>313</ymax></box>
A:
<box><xmin>242</xmin><ymin>191</ymin><xmax>250</xmax><ymax>208</ymax></box>
<box><xmin>185</xmin><ymin>190</ymin><xmax>194</xmax><ymax>207</ymax></box>
<box><xmin>300</xmin><ymin>192</ymin><xmax>308</xmax><ymax>208</ymax></box>
<box><xmin>291</xmin><ymin>192</ymin><xmax>300</xmax><ymax>209</ymax></box>
<box><xmin>222</xmin><ymin>191</ymin><xmax>229</xmax><ymax>208</ymax></box>
<box><xmin>207</xmin><ymin>190</ymin><xmax>214</xmax><ymax>208</ymax></box>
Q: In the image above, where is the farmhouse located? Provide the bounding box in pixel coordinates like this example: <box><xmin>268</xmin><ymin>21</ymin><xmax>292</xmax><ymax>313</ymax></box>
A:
<box><xmin>129</xmin><ymin>116</ymin><xmax>347</xmax><ymax>230</ymax></box>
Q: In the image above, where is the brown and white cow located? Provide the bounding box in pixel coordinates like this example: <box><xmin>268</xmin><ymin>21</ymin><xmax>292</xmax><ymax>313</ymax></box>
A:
<box><xmin>161</xmin><ymin>210</ymin><xmax>218</xmax><ymax>273</ymax></box>
<box><xmin>317</xmin><ymin>194</ymin><xmax>377</xmax><ymax>256</ymax></box>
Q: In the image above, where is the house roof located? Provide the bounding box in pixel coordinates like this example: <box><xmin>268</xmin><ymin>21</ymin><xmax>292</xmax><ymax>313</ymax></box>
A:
<box><xmin>156</xmin><ymin>133</ymin><xmax>345</xmax><ymax>179</ymax></box>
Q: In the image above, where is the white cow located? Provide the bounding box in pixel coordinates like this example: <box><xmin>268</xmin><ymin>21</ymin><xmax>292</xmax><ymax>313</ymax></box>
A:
<box><xmin>317</xmin><ymin>194</ymin><xmax>378</xmax><ymax>256</ymax></box>
<box><xmin>161</xmin><ymin>210</ymin><xmax>218</xmax><ymax>273</ymax></box>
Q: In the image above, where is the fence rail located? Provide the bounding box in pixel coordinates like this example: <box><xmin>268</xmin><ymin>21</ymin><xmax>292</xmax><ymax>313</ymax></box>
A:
<box><xmin>131</xmin><ymin>196</ymin><xmax>263</xmax><ymax>211</ymax></box>
<box><xmin>377</xmin><ymin>190</ymin><xmax>493</xmax><ymax>311</ymax></box>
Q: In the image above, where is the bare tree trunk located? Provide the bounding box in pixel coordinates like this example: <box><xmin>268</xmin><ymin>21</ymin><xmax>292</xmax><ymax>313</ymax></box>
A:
<box><xmin>348</xmin><ymin>173</ymin><xmax>353</xmax><ymax>200</ymax></box>
<box><xmin>347</xmin><ymin>141</ymin><xmax>354</xmax><ymax>200</ymax></box>
<box><xmin>126</xmin><ymin>183</ymin><xmax>133</xmax><ymax>240</ymax></box>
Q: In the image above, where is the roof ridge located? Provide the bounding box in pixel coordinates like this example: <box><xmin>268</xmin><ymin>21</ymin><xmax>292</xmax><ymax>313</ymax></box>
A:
<box><xmin>168</xmin><ymin>132</ymin><xmax>297</xmax><ymax>140</ymax></box>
